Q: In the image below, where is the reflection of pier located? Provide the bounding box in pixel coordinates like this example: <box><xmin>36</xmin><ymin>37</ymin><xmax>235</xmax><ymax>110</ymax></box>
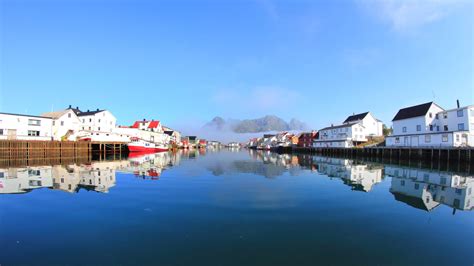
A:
<box><xmin>386</xmin><ymin>166</ymin><xmax>474</xmax><ymax>212</ymax></box>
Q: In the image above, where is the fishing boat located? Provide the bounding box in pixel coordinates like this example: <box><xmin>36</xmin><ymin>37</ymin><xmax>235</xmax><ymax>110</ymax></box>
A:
<box><xmin>127</xmin><ymin>137</ymin><xmax>168</xmax><ymax>152</ymax></box>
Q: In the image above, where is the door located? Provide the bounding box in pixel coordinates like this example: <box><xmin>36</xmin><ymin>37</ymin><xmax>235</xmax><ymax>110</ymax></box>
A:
<box><xmin>404</xmin><ymin>136</ymin><xmax>409</xmax><ymax>146</ymax></box>
<box><xmin>7</xmin><ymin>129</ymin><xmax>17</xmax><ymax>140</ymax></box>
<box><xmin>411</xmin><ymin>136</ymin><xmax>419</xmax><ymax>147</ymax></box>
<box><xmin>461</xmin><ymin>134</ymin><xmax>468</xmax><ymax>146</ymax></box>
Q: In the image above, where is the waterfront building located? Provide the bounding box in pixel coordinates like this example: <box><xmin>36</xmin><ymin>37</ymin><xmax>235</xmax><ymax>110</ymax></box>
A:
<box><xmin>385</xmin><ymin>102</ymin><xmax>474</xmax><ymax>147</ymax></box>
<box><xmin>0</xmin><ymin>112</ymin><xmax>53</xmax><ymax>141</ymax></box>
<box><xmin>163</xmin><ymin>126</ymin><xmax>181</xmax><ymax>144</ymax></box>
<box><xmin>42</xmin><ymin>107</ymin><xmax>82</xmax><ymax>141</ymax></box>
<box><xmin>72</xmin><ymin>107</ymin><xmax>117</xmax><ymax>133</ymax></box>
<box><xmin>313</xmin><ymin>112</ymin><xmax>383</xmax><ymax>148</ymax></box>
<box><xmin>298</xmin><ymin>131</ymin><xmax>318</xmax><ymax>148</ymax></box>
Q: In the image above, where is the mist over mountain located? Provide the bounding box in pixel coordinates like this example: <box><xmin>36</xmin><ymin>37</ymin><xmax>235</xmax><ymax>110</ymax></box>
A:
<box><xmin>203</xmin><ymin>115</ymin><xmax>307</xmax><ymax>133</ymax></box>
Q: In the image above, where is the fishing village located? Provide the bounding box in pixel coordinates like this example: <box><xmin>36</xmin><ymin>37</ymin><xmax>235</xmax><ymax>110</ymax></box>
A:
<box><xmin>0</xmin><ymin>100</ymin><xmax>473</xmax><ymax>169</ymax></box>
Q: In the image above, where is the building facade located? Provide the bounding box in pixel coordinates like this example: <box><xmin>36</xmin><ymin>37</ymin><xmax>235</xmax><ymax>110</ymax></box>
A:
<box><xmin>0</xmin><ymin>113</ymin><xmax>53</xmax><ymax>141</ymax></box>
<box><xmin>386</xmin><ymin>102</ymin><xmax>474</xmax><ymax>147</ymax></box>
<box><xmin>313</xmin><ymin>112</ymin><xmax>383</xmax><ymax>148</ymax></box>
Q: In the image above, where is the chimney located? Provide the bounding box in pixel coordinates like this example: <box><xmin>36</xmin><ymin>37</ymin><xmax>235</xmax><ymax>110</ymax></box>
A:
<box><xmin>87</xmin><ymin>109</ymin><xmax>90</xmax><ymax>112</ymax></box>
<box><xmin>97</xmin><ymin>108</ymin><xmax>99</xmax><ymax>111</ymax></box>
<box><xmin>457</xmin><ymin>99</ymin><xmax>460</xmax><ymax>108</ymax></box>
<box><xmin>76</xmin><ymin>106</ymin><xmax>79</xmax><ymax>109</ymax></box>
<box><xmin>143</xmin><ymin>118</ymin><xmax>146</xmax><ymax>122</ymax></box>
<box><xmin>69</xmin><ymin>104</ymin><xmax>72</xmax><ymax>108</ymax></box>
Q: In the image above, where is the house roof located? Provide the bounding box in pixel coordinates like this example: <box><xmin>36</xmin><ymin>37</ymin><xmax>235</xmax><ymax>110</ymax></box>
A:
<box><xmin>164</xmin><ymin>130</ymin><xmax>174</xmax><ymax>136</ymax></box>
<box><xmin>41</xmin><ymin>110</ymin><xmax>69</xmax><ymax>119</ymax></box>
<box><xmin>320</xmin><ymin>122</ymin><xmax>359</xmax><ymax>131</ymax></box>
<box><xmin>77</xmin><ymin>109</ymin><xmax>105</xmax><ymax>117</ymax></box>
<box><xmin>148</xmin><ymin>120</ymin><xmax>160</xmax><ymax>128</ymax></box>
<box><xmin>343</xmin><ymin>112</ymin><xmax>369</xmax><ymax>124</ymax></box>
<box><xmin>392</xmin><ymin>102</ymin><xmax>442</xmax><ymax>121</ymax></box>
<box><xmin>66</xmin><ymin>107</ymin><xmax>82</xmax><ymax>115</ymax></box>
<box><xmin>0</xmin><ymin>112</ymin><xmax>52</xmax><ymax>119</ymax></box>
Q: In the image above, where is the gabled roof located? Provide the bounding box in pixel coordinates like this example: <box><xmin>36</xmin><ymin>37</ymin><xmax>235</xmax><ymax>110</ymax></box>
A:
<box><xmin>343</xmin><ymin>112</ymin><xmax>369</xmax><ymax>124</ymax></box>
<box><xmin>320</xmin><ymin>122</ymin><xmax>359</xmax><ymax>131</ymax></box>
<box><xmin>77</xmin><ymin>110</ymin><xmax>105</xmax><ymax>117</ymax></box>
<box><xmin>148</xmin><ymin>120</ymin><xmax>160</xmax><ymax>129</ymax></box>
<box><xmin>164</xmin><ymin>130</ymin><xmax>174</xmax><ymax>136</ymax></box>
<box><xmin>391</xmin><ymin>191</ymin><xmax>439</xmax><ymax>211</ymax></box>
<box><xmin>41</xmin><ymin>110</ymin><xmax>69</xmax><ymax>119</ymax></box>
<box><xmin>392</xmin><ymin>102</ymin><xmax>443</xmax><ymax>121</ymax></box>
<box><xmin>66</xmin><ymin>107</ymin><xmax>82</xmax><ymax>115</ymax></box>
<box><xmin>0</xmin><ymin>112</ymin><xmax>52</xmax><ymax>119</ymax></box>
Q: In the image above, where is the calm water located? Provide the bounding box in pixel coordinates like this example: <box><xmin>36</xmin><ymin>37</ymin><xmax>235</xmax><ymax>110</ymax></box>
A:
<box><xmin>1</xmin><ymin>149</ymin><xmax>473</xmax><ymax>266</ymax></box>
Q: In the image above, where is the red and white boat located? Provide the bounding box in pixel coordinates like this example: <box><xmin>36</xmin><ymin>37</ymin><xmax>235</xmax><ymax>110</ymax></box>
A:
<box><xmin>127</xmin><ymin>137</ymin><xmax>168</xmax><ymax>153</ymax></box>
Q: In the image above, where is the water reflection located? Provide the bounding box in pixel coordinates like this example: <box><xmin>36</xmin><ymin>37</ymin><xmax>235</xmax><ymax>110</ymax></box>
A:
<box><xmin>386</xmin><ymin>166</ymin><xmax>474</xmax><ymax>212</ymax></box>
<box><xmin>1</xmin><ymin>149</ymin><xmax>473</xmax><ymax>213</ymax></box>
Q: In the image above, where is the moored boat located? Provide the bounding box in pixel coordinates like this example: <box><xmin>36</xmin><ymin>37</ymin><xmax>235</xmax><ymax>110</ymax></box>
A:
<box><xmin>127</xmin><ymin>137</ymin><xmax>168</xmax><ymax>153</ymax></box>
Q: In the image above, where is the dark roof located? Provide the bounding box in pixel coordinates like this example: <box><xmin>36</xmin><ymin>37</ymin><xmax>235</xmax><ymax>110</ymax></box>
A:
<box><xmin>320</xmin><ymin>122</ymin><xmax>358</xmax><ymax>131</ymax></box>
<box><xmin>0</xmin><ymin>112</ymin><xmax>52</xmax><ymax>119</ymax></box>
<box><xmin>77</xmin><ymin>110</ymin><xmax>105</xmax><ymax>117</ymax></box>
<box><xmin>164</xmin><ymin>130</ymin><xmax>174</xmax><ymax>136</ymax></box>
<box><xmin>392</xmin><ymin>102</ymin><xmax>441</xmax><ymax>121</ymax></box>
<box><xmin>67</xmin><ymin>107</ymin><xmax>82</xmax><ymax>115</ymax></box>
<box><xmin>343</xmin><ymin>112</ymin><xmax>369</xmax><ymax>124</ymax></box>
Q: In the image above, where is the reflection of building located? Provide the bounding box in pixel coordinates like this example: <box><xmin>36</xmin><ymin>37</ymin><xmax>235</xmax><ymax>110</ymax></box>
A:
<box><xmin>313</xmin><ymin>156</ymin><xmax>383</xmax><ymax>192</ymax></box>
<box><xmin>0</xmin><ymin>166</ymin><xmax>53</xmax><ymax>194</ymax></box>
<box><xmin>52</xmin><ymin>161</ymin><xmax>128</xmax><ymax>193</ymax></box>
<box><xmin>386</xmin><ymin>166</ymin><xmax>474</xmax><ymax>211</ymax></box>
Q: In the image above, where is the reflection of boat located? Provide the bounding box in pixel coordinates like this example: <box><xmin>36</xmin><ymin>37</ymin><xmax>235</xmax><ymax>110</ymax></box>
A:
<box><xmin>127</xmin><ymin>137</ymin><xmax>168</xmax><ymax>152</ymax></box>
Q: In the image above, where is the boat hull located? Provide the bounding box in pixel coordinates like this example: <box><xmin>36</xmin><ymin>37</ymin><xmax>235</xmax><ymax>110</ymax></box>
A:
<box><xmin>128</xmin><ymin>145</ymin><xmax>168</xmax><ymax>153</ymax></box>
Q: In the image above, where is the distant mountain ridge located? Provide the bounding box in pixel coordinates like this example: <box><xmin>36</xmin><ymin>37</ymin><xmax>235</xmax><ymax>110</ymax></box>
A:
<box><xmin>204</xmin><ymin>115</ymin><xmax>307</xmax><ymax>133</ymax></box>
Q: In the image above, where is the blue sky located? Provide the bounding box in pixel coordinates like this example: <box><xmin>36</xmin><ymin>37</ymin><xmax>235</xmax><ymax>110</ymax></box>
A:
<box><xmin>1</xmin><ymin>0</ymin><xmax>473</xmax><ymax>132</ymax></box>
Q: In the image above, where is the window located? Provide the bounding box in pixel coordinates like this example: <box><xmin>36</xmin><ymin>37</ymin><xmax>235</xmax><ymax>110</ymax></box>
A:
<box><xmin>435</xmin><ymin>114</ymin><xmax>439</xmax><ymax>119</ymax></box>
<box><xmin>436</xmin><ymin>126</ymin><xmax>440</xmax><ymax>131</ymax></box>
<box><xmin>401</xmin><ymin>180</ymin><xmax>405</xmax><ymax>186</ymax></box>
<box><xmin>442</xmin><ymin>134</ymin><xmax>448</xmax><ymax>142</ymax></box>
<box><xmin>414</xmin><ymin>183</ymin><xmax>420</xmax><ymax>190</ymax></box>
<box><xmin>395</xmin><ymin>137</ymin><xmax>400</xmax><ymax>144</ymax></box>
<box><xmin>429</xmin><ymin>125</ymin><xmax>433</xmax><ymax>131</ymax></box>
<box><xmin>457</xmin><ymin>110</ymin><xmax>463</xmax><ymax>117</ymax></box>
<box><xmin>456</xmin><ymin>134</ymin><xmax>460</xmax><ymax>141</ymax></box>
<box><xmin>68</xmin><ymin>113</ymin><xmax>71</xmax><ymax>118</ymax></box>
<box><xmin>425</xmin><ymin>135</ymin><xmax>431</xmax><ymax>143</ymax></box>
<box><xmin>28</xmin><ymin>119</ymin><xmax>41</xmax><ymax>126</ymax></box>
<box><xmin>0</xmin><ymin>129</ymin><xmax>3</xmax><ymax>135</ymax></box>
<box><xmin>89</xmin><ymin>118</ymin><xmax>92</xmax><ymax>122</ymax></box>
<box><xmin>27</xmin><ymin>130</ymin><xmax>40</xmax><ymax>136</ymax></box>
<box><xmin>444</xmin><ymin>125</ymin><xmax>448</xmax><ymax>131</ymax></box>
<box><xmin>423</xmin><ymin>174</ymin><xmax>429</xmax><ymax>182</ymax></box>
<box><xmin>458</xmin><ymin>123</ymin><xmax>464</xmax><ymax>131</ymax></box>
<box><xmin>52</xmin><ymin>121</ymin><xmax>55</xmax><ymax>126</ymax></box>
<box><xmin>429</xmin><ymin>113</ymin><xmax>432</xmax><ymax>118</ymax></box>
<box><xmin>443</xmin><ymin>112</ymin><xmax>447</xmax><ymax>118</ymax></box>
<box><xmin>402</xmin><ymin>127</ymin><xmax>407</xmax><ymax>133</ymax></box>
<box><xmin>455</xmin><ymin>188</ymin><xmax>462</xmax><ymax>195</ymax></box>
<box><xmin>61</xmin><ymin>121</ymin><xmax>64</xmax><ymax>126</ymax></box>
<box><xmin>82</xmin><ymin>119</ymin><xmax>85</xmax><ymax>123</ymax></box>
<box><xmin>440</xmin><ymin>177</ymin><xmax>447</xmax><ymax>185</ymax></box>
<box><xmin>98</xmin><ymin>127</ymin><xmax>101</xmax><ymax>131</ymax></box>
<box><xmin>416</xmin><ymin>125</ymin><xmax>421</xmax><ymax>131</ymax></box>
<box><xmin>98</xmin><ymin>119</ymin><xmax>101</xmax><ymax>123</ymax></box>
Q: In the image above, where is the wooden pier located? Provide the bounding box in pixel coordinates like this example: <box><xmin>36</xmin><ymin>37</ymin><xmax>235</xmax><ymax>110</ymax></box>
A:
<box><xmin>0</xmin><ymin>140</ymin><xmax>128</xmax><ymax>167</ymax></box>
<box><xmin>290</xmin><ymin>146</ymin><xmax>474</xmax><ymax>173</ymax></box>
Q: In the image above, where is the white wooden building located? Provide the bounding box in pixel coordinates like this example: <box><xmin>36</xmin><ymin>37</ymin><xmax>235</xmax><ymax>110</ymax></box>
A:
<box><xmin>41</xmin><ymin>108</ymin><xmax>82</xmax><ymax>141</ymax></box>
<box><xmin>313</xmin><ymin>112</ymin><xmax>383</xmax><ymax>148</ymax></box>
<box><xmin>0</xmin><ymin>112</ymin><xmax>53</xmax><ymax>141</ymax></box>
<box><xmin>386</xmin><ymin>102</ymin><xmax>474</xmax><ymax>147</ymax></box>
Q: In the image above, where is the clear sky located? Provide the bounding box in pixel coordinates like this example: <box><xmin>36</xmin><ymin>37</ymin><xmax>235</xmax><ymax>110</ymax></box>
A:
<box><xmin>1</xmin><ymin>0</ymin><xmax>473</xmax><ymax>132</ymax></box>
